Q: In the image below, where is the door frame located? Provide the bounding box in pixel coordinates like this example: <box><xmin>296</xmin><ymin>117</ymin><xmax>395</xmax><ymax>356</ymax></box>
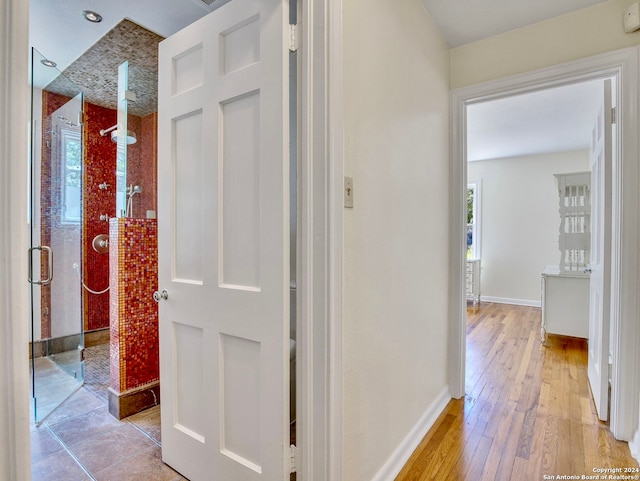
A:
<box><xmin>449</xmin><ymin>46</ymin><xmax>640</xmax><ymax>442</ymax></box>
<box><xmin>2</xmin><ymin>0</ymin><xmax>344</xmax><ymax>479</ymax></box>
<box><xmin>0</xmin><ymin>0</ymin><xmax>31</xmax><ymax>479</ymax></box>
<box><xmin>297</xmin><ymin>0</ymin><xmax>344</xmax><ymax>478</ymax></box>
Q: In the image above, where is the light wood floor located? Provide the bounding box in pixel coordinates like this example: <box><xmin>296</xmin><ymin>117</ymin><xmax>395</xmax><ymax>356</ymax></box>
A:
<box><xmin>396</xmin><ymin>303</ymin><xmax>639</xmax><ymax>481</ymax></box>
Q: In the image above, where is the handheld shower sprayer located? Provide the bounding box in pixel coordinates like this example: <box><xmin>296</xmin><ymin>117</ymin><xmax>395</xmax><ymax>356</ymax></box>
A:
<box><xmin>125</xmin><ymin>185</ymin><xmax>142</xmax><ymax>217</ymax></box>
<box><xmin>128</xmin><ymin>185</ymin><xmax>143</xmax><ymax>196</ymax></box>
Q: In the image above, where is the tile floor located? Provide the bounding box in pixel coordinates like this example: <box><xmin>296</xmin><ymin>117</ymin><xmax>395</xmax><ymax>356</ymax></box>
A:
<box><xmin>30</xmin><ymin>345</ymin><xmax>187</xmax><ymax>481</ymax></box>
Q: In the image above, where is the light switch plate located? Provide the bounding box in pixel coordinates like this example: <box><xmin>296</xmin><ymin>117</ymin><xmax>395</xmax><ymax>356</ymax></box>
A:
<box><xmin>344</xmin><ymin>176</ymin><xmax>354</xmax><ymax>208</ymax></box>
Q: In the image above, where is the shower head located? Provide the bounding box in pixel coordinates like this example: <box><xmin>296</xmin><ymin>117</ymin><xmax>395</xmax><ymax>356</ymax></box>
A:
<box><xmin>111</xmin><ymin>129</ymin><xmax>137</xmax><ymax>145</ymax></box>
<box><xmin>99</xmin><ymin>124</ymin><xmax>137</xmax><ymax>145</ymax></box>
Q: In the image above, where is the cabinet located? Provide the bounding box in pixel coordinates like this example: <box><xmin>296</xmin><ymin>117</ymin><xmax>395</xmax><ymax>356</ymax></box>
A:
<box><xmin>466</xmin><ymin>259</ymin><xmax>481</xmax><ymax>306</ymax></box>
<box><xmin>540</xmin><ymin>172</ymin><xmax>591</xmax><ymax>341</ymax></box>
<box><xmin>554</xmin><ymin>171</ymin><xmax>590</xmax><ymax>275</ymax></box>
<box><xmin>540</xmin><ymin>265</ymin><xmax>589</xmax><ymax>340</ymax></box>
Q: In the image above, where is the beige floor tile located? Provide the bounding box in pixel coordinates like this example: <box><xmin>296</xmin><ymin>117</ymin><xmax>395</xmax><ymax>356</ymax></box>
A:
<box><xmin>128</xmin><ymin>405</ymin><xmax>161</xmax><ymax>443</ymax></box>
<box><xmin>31</xmin><ymin>449</ymin><xmax>91</xmax><ymax>481</ymax></box>
<box><xmin>93</xmin><ymin>445</ymin><xmax>184</xmax><ymax>481</ymax></box>
<box><xmin>69</xmin><ymin>423</ymin><xmax>156</xmax><ymax>473</ymax></box>
<box><xmin>30</xmin><ymin>426</ymin><xmax>64</xmax><ymax>463</ymax></box>
<box><xmin>47</xmin><ymin>406</ymin><xmax>123</xmax><ymax>447</ymax></box>
<box><xmin>45</xmin><ymin>388</ymin><xmax>105</xmax><ymax>425</ymax></box>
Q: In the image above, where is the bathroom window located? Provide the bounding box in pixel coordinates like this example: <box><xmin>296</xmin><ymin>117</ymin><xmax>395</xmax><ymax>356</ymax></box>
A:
<box><xmin>467</xmin><ymin>180</ymin><xmax>482</xmax><ymax>259</ymax></box>
<box><xmin>61</xmin><ymin>129</ymin><xmax>81</xmax><ymax>223</ymax></box>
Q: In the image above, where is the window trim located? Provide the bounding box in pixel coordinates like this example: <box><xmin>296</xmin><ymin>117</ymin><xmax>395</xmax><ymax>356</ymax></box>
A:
<box><xmin>60</xmin><ymin>128</ymin><xmax>81</xmax><ymax>224</ymax></box>
<box><xmin>467</xmin><ymin>178</ymin><xmax>482</xmax><ymax>260</ymax></box>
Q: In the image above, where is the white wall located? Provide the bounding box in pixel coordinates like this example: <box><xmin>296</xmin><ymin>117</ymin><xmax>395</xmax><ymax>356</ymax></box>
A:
<box><xmin>468</xmin><ymin>150</ymin><xmax>590</xmax><ymax>305</ymax></box>
<box><xmin>343</xmin><ymin>0</ymin><xmax>450</xmax><ymax>479</ymax></box>
<box><xmin>451</xmin><ymin>0</ymin><xmax>640</xmax><ymax>89</ymax></box>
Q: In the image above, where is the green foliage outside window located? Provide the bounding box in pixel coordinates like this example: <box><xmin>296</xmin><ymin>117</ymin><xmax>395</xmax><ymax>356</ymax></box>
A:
<box><xmin>65</xmin><ymin>138</ymin><xmax>81</xmax><ymax>188</ymax></box>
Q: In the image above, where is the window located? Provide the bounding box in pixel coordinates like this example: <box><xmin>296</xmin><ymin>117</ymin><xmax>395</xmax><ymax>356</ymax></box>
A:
<box><xmin>467</xmin><ymin>180</ymin><xmax>482</xmax><ymax>259</ymax></box>
<box><xmin>61</xmin><ymin>129</ymin><xmax>81</xmax><ymax>223</ymax></box>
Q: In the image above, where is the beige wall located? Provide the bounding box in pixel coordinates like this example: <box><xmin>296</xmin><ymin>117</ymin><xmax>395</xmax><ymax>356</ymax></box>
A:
<box><xmin>468</xmin><ymin>150</ymin><xmax>590</xmax><ymax>304</ymax></box>
<box><xmin>342</xmin><ymin>0</ymin><xmax>450</xmax><ymax>479</ymax></box>
<box><xmin>451</xmin><ymin>0</ymin><xmax>640</xmax><ymax>89</ymax></box>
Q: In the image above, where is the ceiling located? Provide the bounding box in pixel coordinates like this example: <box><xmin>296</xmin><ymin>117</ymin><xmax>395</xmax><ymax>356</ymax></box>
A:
<box><xmin>29</xmin><ymin>0</ymin><xmax>225</xmax><ymax>73</ymax></box>
<box><xmin>29</xmin><ymin>0</ymin><xmax>613</xmax><ymax>159</ymax></box>
<box><xmin>467</xmin><ymin>79</ymin><xmax>609</xmax><ymax>162</ymax></box>
<box><xmin>30</xmin><ymin>0</ymin><xmax>225</xmax><ymax>115</ymax></box>
<box><xmin>421</xmin><ymin>0</ymin><xmax>610</xmax><ymax>48</ymax></box>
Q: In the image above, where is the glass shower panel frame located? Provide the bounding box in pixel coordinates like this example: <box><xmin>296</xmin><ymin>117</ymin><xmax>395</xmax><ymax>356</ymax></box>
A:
<box><xmin>29</xmin><ymin>47</ymin><xmax>85</xmax><ymax>425</ymax></box>
<box><xmin>116</xmin><ymin>61</ymin><xmax>129</xmax><ymax>217</ymax></box>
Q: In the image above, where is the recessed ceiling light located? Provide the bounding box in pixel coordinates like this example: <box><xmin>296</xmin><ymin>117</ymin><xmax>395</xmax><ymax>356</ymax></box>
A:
<box><xmin>82</xmin><ymin>10</ymin><xmax>102</xmax><ymax>23</ymax></box>
<box><xmin>40</xmin><ymin>59</ymin><xmax>57</xmax><ymax>68</ymax></box>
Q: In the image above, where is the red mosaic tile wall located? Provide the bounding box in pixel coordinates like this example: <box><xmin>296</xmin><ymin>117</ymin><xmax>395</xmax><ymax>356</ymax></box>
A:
<box><xmin>138</xmin><ymin>112</ymin><xmax>158</xmax><ymax>217</ymax></box>
<box><xmin>109</xmin><ymin>218</ymin><xmax>159</xmax><ymax>393</ymax></box>
<box><xmin>83</xmin><ymin>106</ymin><xmax>158</xmax><ymax>331</ymax></box>
<box><xmin>83</xmin><ymin>103</ymin><xmax>117</xmax><ymax>331</ymax></box>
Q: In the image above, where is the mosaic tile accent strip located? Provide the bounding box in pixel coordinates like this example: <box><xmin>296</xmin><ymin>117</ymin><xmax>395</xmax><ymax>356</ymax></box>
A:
<box><xmin>109</xmin><ymin>218</ymin><xmax>159</xmax><ymax>394</ymax></box>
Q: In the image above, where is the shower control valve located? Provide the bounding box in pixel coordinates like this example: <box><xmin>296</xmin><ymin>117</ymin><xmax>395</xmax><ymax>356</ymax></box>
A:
<box><xmin>153</xmin><ymin>290</ymin><xmax>169</xmax><ymax>302</ymax></box>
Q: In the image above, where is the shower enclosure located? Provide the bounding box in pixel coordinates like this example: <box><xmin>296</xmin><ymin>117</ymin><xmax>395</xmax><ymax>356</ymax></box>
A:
<box><xmin>29</xmin><ymin>48</ymin><xmax>85</xmax><ymax>425</ymax></box>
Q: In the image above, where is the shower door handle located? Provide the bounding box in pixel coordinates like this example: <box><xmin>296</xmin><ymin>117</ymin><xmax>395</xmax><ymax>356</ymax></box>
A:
<box><xmin>28</xmin><ymin>245</ymin><xmax>53</xmax><ymax>285</ymax></box>
<box><xmin>153</xmin><ymin>289</ymin><xmax>169</xmax><ymax>302</ymax></box>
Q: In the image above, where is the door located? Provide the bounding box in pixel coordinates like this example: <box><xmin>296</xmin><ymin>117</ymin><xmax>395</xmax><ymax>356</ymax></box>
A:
<box><xmin>157</xmin><ymin>0</ymin><xmax>290</xmax><ymax>479</ymax></box>
<box><xmin>29</xmin><ymin>47</ymin><xmax>85</xmax><ymax>425</ymax></box>
<box><xmin>587</xmin><ymin>79</ymin><xmax>612</xmax><ymax>422</ymax></box>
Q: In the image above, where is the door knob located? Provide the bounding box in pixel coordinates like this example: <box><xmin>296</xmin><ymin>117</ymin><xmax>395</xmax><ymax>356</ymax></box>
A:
<box><xmin>583</xmin><ymin>268</ymin><xmax>592</xmax><ymax>274</ymax></box>
<box><xmin>153</xmin><ymin>289</ymin><xmax>169</xmax><ymax>302</ymax></box>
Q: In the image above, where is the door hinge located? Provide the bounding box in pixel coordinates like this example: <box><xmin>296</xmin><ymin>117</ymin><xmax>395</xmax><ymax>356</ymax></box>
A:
<box><xmin>611</xmin><ymin>106</ymin><xmax>617</xmax><ymax>124</ymax></box>
<box><xmin>290</xmin><ymin>444</ymin><xmax>297</xmax><ymax>474</ymax></box>
<box><xmin>289</xmin><ymin>24</ymin><xmax>299</xmax><ymax>52</ymax></box>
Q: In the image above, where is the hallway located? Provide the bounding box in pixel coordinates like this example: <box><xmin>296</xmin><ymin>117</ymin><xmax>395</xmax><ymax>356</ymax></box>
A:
<box><xmin>396</xmin><ymin>303</ymin><xmax>639</xmax><ymax>480</ymax></box>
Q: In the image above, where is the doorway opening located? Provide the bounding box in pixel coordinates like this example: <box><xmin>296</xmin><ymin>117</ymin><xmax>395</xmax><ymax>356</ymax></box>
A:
<box><xmin>450</xmin><ymin>48</ymin><xmax>640</xmax><ymax>443</ymax></box>
<box><xmin>463</xmin><ymin>78</ymin><xmax>611</xmax><ymax>308</ymax></box>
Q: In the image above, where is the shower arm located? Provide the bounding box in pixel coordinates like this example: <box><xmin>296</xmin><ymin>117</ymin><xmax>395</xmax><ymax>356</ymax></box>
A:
<box><xmin>99</xmin><ymin>124</ymin><xmax>118</xmax><ymax>137</ymax></box>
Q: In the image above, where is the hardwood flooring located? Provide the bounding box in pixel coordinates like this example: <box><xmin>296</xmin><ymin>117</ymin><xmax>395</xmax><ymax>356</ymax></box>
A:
<box><xmin>395</xmin><ymin>303</ymin><xmax>639</xmax><ymax>481</ymax></box>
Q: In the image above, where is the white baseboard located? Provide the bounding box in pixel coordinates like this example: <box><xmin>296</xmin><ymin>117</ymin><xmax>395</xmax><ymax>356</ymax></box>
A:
<box><xmin>479</xmin><ymin>296</ymin><xmax>541</xmax><ymax>308</ymax></box>
<box><xmin>370</xmin><ymin>387</ymin><xmax>451</xmax><ymax>481</ymax></box>
<box><xmin>630</xmin><ymin>429</ymin><xmax>640</xmax><ymax>464</ymax></box>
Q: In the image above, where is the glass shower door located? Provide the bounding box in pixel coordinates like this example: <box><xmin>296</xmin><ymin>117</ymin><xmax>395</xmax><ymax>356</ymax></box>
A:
<box><xmin>29</xmin><ymin>48</ymin><xmax>85</xmax><ymax>425</ymax></box>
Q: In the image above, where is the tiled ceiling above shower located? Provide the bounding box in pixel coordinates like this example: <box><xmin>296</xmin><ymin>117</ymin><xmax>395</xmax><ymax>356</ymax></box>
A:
<box><xmin>46</xmin><ymin>19</ymin><xmax>164</xmax><ymax>117</ymax></box>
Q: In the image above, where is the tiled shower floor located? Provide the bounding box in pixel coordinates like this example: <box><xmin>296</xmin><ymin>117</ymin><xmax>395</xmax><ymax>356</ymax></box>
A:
<box><xmin>30</xmin><ymin>345</ymin><xmax>187</xmax><ymax>481</ymax></box>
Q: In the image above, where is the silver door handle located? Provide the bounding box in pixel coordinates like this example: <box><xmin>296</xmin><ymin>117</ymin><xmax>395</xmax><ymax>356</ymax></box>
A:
<box><xmin>28</xmin><ymin>245</ymin><xmax>53</xmax><ymax>285</ymax></box>
<box><xmin>153</xmin><ymin>289</ymin><xmax>168</xmax><ymax>302</ymax></box>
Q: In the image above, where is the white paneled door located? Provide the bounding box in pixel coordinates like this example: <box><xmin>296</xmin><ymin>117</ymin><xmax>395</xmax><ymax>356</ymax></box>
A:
<box><xmin>587</xmin><ymin>79</ymin><xmax>612</xmax><ymax>422</ymax></box>
<box><xmin>157</xmin><ymin>0</ymin><xmax>290</xmax><ymax>479</ymax></box>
